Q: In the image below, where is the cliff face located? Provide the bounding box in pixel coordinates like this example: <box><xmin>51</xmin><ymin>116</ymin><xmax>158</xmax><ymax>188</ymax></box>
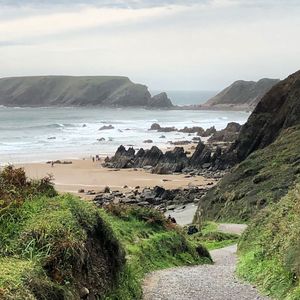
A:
<box><xmin>203</xmin><ymin>78</ymin><xmax>279</xmax><ymax>110</ymax></box>
<box><xmin>0</xmin><ymin>76</ymin><xmax>173</xmax><ymax>108</ymax></box>
<box><xmin>229</xmin><ymin>70</ymin><xmax>300</xmax><ymax>162</ymax></box>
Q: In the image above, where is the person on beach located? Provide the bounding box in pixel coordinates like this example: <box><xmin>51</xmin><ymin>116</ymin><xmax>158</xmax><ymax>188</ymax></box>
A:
<box><xmin>92</xmin><ymin>156</ymin><xmax>95</xmax><ymax>162</ymax></box>
<box><xmin>51</xmin><ymin>161</ymin><xmax>54</xmax><ymax>167</ymax></box>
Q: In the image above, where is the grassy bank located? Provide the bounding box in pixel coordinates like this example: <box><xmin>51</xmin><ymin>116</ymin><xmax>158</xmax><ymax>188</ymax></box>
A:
<box><xmin>237</xmin><ymin>184</ymin><xmax>300</xmax><ymax>299</ymax></box>
<box><xmin>100</xmin><ymin>204</ymin><xmax>212</xmax><ymax>299</ymax></box>
<box><xmin>187</xmin><ymin>222</ymin><xmax>239</xmax><ymax>251</ymax></box>
<box><xmin>0</xmin><ymin>193</ymin><xmax>125</xmax><ymax>299</ymax></box>
<box><xmin>0</xmin><ymin>166</ymin><xmax>211</xmax><ymax>299</ymax></box>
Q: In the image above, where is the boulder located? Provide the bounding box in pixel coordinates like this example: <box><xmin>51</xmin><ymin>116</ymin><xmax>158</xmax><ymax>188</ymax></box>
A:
<box><xmin>143</xmin><ymin>139</ymin><xmax>153</xmax><ymax>143</ymax></box>
<box><xmin>149</xmin><ymin>123</ymin><xmax>161</xmax><ymax>130</ymax></box>
<box><xmin>189</xmin><ymin>141</ymin><xmax>212</xmax><ymax>168</ymax></box>
<box><xmin>208</xmin><ymin>122</ymin><xmax>242</xmax><ymax>143</ymax></box>
<box><xmin>99</xmin><ymin>125</ymin><xmax>114</xmax><ymax>130</ymax></box>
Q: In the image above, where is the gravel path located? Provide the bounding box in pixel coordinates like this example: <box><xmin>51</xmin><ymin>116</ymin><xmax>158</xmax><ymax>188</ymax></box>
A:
<box><xmin>143</xmin><ymin>225</ymin><xmax>270</xmax><ymax>300</ymax></box>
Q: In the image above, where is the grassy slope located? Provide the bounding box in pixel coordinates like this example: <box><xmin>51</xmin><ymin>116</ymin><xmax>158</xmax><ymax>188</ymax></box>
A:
<box><xmin>0</xmin><ymin>194</ymin><xmax>124</xmax><ymax>299</ymax></box>
<box><xmin>100</xmin><ymin>205</ymin><xmax>212</xmax><ymax>299</ymax></box>
<box><xmin>187</xmin><ymin>221</ymin><xmax>239</xmax><ymax>251</ymax></box>
<box><xmin>238</xmin><ymin>184</ymin><xmax>300</xmax><ymax>299</ymax></box>
<box><xmin>193</xmin><ymin>125</ymin><xmax>300</xmax><ymax>298</ymax></box>
<box><xmin>197</xmin><ymin>125</ymin><xmax>300</xmax><ymax>222</ymax></box>
<box><xmin>0</xmin><ymin>196</ymin><xmax>212</xmax><ymax>300</ymax></box>
<box><xmin>0</xmin><ymin>167</ymin><xmax>212</xmax><ymax>299</ymax></box>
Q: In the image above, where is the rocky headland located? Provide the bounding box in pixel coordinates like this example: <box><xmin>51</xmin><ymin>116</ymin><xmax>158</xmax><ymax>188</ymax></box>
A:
<box><xmin>200</xmin><ymin>78</ymin><xmax>279</xmax><ymax>111</ymax></box>
<box><xmin>0</xmin><ymin>76</ymin><xmax>173</xmax><ymax>108</ymax></box>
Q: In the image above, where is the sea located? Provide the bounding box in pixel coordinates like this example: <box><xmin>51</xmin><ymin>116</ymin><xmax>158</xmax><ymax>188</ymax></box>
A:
<box><xmin>0</xmin><ymin>92</ymin><xmax>250</xmax><ymax>164</ymax></box>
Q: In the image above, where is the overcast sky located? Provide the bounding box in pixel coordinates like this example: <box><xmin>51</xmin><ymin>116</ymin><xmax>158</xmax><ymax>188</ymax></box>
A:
<box><xmin>0</xmin><ymin>0</ymin><xmax>299</xmax><ymax>90</ymax></box>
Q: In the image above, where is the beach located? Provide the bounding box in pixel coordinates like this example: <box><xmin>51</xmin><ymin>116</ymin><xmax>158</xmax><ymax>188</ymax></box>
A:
<box><xmin>17</xmin><ymin>158</ymin><xmax>218</xmax><ymax>225</ymax></box>
<box><xmin>19</xmin><ymin>159</ymin><xmax>216</xmax><ymax>195</ymax></box>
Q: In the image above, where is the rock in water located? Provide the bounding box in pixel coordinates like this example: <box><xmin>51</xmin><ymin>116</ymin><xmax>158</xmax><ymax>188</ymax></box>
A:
<box><xmin>149</xmin><ymin>92</ymin><xmax>173</xmax><ymax>108</ymax></box>
<box><xmin>208</xmin><ymin>122</ymin><xmax>242</xmax><ymax>143</ymax></box>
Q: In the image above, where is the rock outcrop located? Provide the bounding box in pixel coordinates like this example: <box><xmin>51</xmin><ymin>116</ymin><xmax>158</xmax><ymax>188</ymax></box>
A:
<box><xmin>104</xmin><ymin>140</ymin><xmax>225</xmax><ymax>174</ymax></box>
<box><xmin>104</xmin><ymin>146</ymin><xmax>188</xmax><ymax>174</ymax></box>
<box><xmin>0</xmin><ymin>76</ymin><xmax>173</xmax><ymax>108</ymax></box>
<box><xmin>208</xmin><ymin>122</ymin><xmax>242</xmax><ymax>143</ymax></box>
<box><xmin>226</xmin><ymin>70</ymin><xmax>300</xmax><ymax>163</ymax></box>
<box><xmin>202</xmin><ymin>78</ymin><xmax>279</xmax><ymax>110</ymax></box>
<box><xmin>149</xmin><ymin>123</ymin><xmax>217</xmax><ymax>136</ymax></box>
<box><xmin>149</xmin><ymin>92</ymin><xmax>173</xmax><ymax>108</ymax></box>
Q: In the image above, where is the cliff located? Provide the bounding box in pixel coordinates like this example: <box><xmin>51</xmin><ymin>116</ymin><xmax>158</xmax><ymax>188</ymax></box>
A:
<box><xmin>195</xmin><ymin>70</ymin><xmax>300</xmax><ymax>222</ymax></box>
<box><xmin>202</xmin><ymin>78</ymin><xmax>279</xmax><ymax>110</ymax></box>
<box><xmin>228</xmin><ymin>70</ymin><xmax>300</xmax><ymax>162</ymax></box>
<box><xmin>0</xmin><ymin>76</ymin><xmax>173</xmax><ymax>108</ymax></box>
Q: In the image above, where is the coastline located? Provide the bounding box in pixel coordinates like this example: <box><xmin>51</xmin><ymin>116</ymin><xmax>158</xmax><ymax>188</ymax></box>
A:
<box><xmin>16</xmin><ymin>156</ymin><xmax>219</xmax><ymax>226</ymax></box>
<box><xmin>17</xmin><ymin>158</ymin><xmax>217</xmax><ymax>196</ymax></box>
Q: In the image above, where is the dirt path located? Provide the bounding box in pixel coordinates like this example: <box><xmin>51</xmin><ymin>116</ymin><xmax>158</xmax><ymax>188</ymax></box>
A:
<box><xmin>143</xmin><ymin>224</ymin><xmax>269</xmax><ymax>300</ymax></box>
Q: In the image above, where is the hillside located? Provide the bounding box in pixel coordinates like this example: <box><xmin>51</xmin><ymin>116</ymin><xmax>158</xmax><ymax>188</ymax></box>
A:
<box><xmin>0</xmin><ymin>166</ymin><xmax>210</xmax><ymax>299</ymax></box>
<box><xmin>201</xmin><ymin>78</ymin><xmax>279</xmax><ymax>110</ymax></box>
<box><xmin>237</xmin><ymin>183</ymin><xmax>300</xmax><ymax>299</ymax></box>
<box><xmin>195</xmin><ymin>70</ymin><xmax>300</xmax><ymax>221</ymax></box>
<box><xmin>193</xmin><ymin>70</ymin><xmax>300</xmax><ymax>298</ymax></box>
<box><xmin>0</xmin><ymin>76</ymin><xmax>173</xmax><ymax>108</ymax></box>
<box><xmin>196</xmin><ymin>125</ymin><xmax>300</xmax><ymax>222</ymax></box>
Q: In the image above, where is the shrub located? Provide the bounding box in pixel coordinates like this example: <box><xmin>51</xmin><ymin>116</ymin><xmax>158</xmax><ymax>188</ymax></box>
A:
<box><xmin>0</xmin><ymin>166</ymin><xmax>56</xmax><ymax>212</ymax></box>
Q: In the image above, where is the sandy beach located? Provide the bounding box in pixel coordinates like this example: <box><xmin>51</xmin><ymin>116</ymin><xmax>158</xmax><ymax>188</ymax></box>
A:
<box><xmin>18</xmin><ymin>159</ymin><xmax>216</xmax><ymax>195</ymax></box>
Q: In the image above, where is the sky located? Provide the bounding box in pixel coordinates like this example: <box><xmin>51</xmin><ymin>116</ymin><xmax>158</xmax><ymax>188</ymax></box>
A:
<box><xmin>0</xmin><ymin>0</ymin><xmax>299</xmax><ymax>90</ymax></box>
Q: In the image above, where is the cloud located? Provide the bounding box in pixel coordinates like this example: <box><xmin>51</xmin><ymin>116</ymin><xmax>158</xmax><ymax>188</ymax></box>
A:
<box><xmin>0</xmin><ymin>5</ymin><xmax>190</xmax><ymax>43</ymax></box>
<box><xmin>0</xmin><ymin>0</ymin><xmax>299</xmax><ymax>90</ymax></box>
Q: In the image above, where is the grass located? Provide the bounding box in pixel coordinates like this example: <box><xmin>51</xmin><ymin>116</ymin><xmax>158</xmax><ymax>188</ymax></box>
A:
<box><xmin>237</xmin><ymin>183</ymin><xmax>300</xmax><ymax>299</ymax></box>
<box><xmin>0</xmin><ymin>167</ymin><xmax>212</xmax><ymax>299</ymax></box>
<box><xmin>196</xmin><ymin>125</ymin><xmax>300</xmax><ymax>223</ymax></box>
<box><xmin>0</xmin><ymin>194</ymin><xmax>125</xmax><ymax>299</ymax></box>
<box><xmin>187</xmin><ymin>221</ymin><xmax>239</xmax><ymax>251</ymax></box>
<box><xmin>100</xmin><ymin>205</ymin><xmax>212</xmax><ymax>299</ymax></box>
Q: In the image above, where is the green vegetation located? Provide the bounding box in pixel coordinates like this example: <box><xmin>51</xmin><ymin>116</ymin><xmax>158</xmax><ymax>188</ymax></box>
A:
<box><xmin>187</xmin><ymin>222</ymin><xmax>239</xmax><ymax>250</ymax></box>
<box><xmin>194</xmin><ymin>123</ymin><xmax>300</xmax><ymax>298</ymax></box>
<box><xmin>197</xmin><ymin>125</ymin><xmax>300</xmax><ymax>222</ymax></box>
<box><xmin>238</xmin><ymin>183</ymin><xmax>300</xmax><ymax>299</ymax></box>
<box><xmin>100</xmin><ymin>204</ymin><xmax>212</xmax><ymax>299</ymax></box>
<box><xmin>0</xmin><ymin>192</ymin><xmax>124</xmax><ymax>299</ymax></box>
<box><xmin>0</xmin><ymin>166</ymin><xmax>211</xmax><ymax>299</ymax></box>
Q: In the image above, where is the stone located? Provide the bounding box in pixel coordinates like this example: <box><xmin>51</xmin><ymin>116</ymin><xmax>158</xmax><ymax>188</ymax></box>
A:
<box><xmin>99</xmin><ymin>125</ymin><xmax>114</xmax><ymax>130</ymax></box>
<box><xmin>187</xmin><ymin>225</ymin><xmax>199</xmax><ymax>235</ymax></box>
<box><xmin>104</xmin><ymin>186</ymin><xmax>110</xmax><ymax>193</ymax></box>
<box><xmin>79</xmin><ymin>287</ymin><xmax>89</xmax><ymax>298</ymax></box>
<box><xmin>149</xmin><ymin>92</ymin><xmax>173</xmax><ymax>107</ymax></box>
<box><xmin>149</xmin><ymin>123</ymin><xmax>161</xmax><ymax>130</ymax></box>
